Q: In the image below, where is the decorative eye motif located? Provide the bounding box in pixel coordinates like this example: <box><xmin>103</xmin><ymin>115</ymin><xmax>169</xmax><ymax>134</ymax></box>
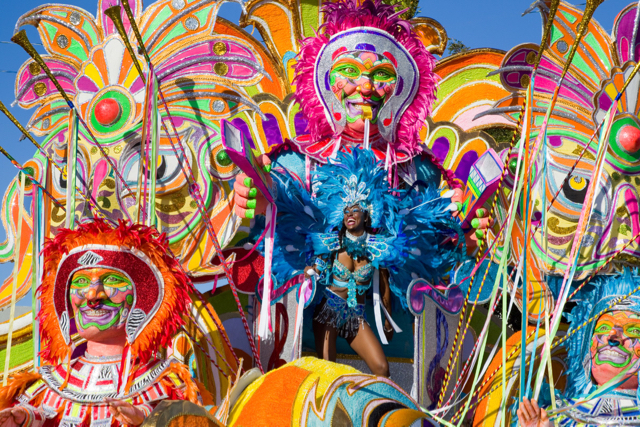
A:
<box><xmin>205</xmin><ymin>144</ymin><xmax>238</xmax><ymax>180</ymax></box>
<box><xmin>123</xmin><ymin>152</ymin><xmax>185</xmax><ymax>194</ymax></box>
<box><xmin>562</xmin><ymin>175</ymin><xmax>590</xmax><ymax>204</ymax></box>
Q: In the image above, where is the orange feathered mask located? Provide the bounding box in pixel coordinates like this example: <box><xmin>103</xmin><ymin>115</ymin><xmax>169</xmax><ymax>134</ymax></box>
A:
<box><xmin>38</xmin><ymin>219</ymin><xmax>190</xmax><ymax>365</ymax></box>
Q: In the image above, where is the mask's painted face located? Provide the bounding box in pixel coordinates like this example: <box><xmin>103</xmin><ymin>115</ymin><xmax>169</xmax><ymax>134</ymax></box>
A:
<box><xmin>330</xmin><ymin>51</ymin><xmax>397</xmax><ymax>137</ymax></box>
<box><xmin>69</xmin><ymin>267</ymin><xmax>134</xmax><ymax>342</ymax></box>
<box><xmin>343</xmin><ymin>204</ymin><xmax>366</xmax><ymax>232</ymax></box>
<box><xmin>591</xmin><ymin>310</ymin><xmax>640</xmax><ymax>389</ymax></box>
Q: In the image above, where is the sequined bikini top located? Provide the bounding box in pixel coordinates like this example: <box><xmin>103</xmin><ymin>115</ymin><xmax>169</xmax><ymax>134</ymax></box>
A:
<box><xmin>331</xmin><ymin>259</ymin><xmax>375</xmax><ymax>307</ymax></box>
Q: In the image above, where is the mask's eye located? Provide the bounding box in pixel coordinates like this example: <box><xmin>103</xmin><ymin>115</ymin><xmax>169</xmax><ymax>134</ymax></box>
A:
<box><xmin>595</xmin><ymin>323</ymin><xmax>612</xmax><ymax>334</ymax></box>
<box><xmin>562</xmin><ymin>175</ymin><xmax>590</xmax><ymax>204</ymax></box>
<box><xmin>372</xmin><ymin>69</ymin><xmax>396</xmax><ymax>82</ymax></box>
<box><xmin>102</xmin><ymin>274</ymin><xmax>128</xmax><ymax>286</ymax></box>
<box><xmin>626</xmin><ymin>326</ymin><xmax>640</xmax><ymax>338</ymax></box>
<box><xmin>332</xmin><ymin>64</ymin><xmax>361</xmax><ymax>79</ymax></box>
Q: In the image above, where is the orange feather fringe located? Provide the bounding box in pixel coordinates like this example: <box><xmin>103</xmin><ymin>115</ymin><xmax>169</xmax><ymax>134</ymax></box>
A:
<box><xmin>0</xmin><ymin>372</ymin><xmax>41</xmax><ymax>409</ymax></box>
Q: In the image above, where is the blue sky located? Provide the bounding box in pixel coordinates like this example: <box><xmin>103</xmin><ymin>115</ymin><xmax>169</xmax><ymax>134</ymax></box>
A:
<box><xmin>0</xmin><ymin>0</ymin><xmax>627</xmax><ymax>305</ymax></box>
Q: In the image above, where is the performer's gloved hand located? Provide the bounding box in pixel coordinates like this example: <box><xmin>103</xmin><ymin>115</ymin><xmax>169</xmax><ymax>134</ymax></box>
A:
<box><xmin>517</xmin><ymin>397</ymin><xmax>550</xmax><ymax>427</ymax></box>
<box><xmin>469</xmin><ymin>208</ymin><xmax>493</xmax><ymax>245</ymax></box>
<box><xmin>233</xmin><ymin>154</ymin><xmax>272</xmax><ymax>219</ymax></box>
<box><xmin>104</xmin><ymin>398</ymin><xmax>146</xmax><ymax>426</ymax></box>
<box><xmin>450</xmin><ymin>188</ymin><xmax>493</xmax><ymax>254</ymax></box>
<box><xmin>0</xmin><ymin>407</ymin><xmax>27</xmax><ymax>427</ymax></box>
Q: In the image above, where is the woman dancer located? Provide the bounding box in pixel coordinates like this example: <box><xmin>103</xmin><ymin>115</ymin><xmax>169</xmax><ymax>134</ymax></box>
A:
<box><xmin>268</xmin><ymin>149</ymin><xmax>464</xmax><ymax>376</ymax></box>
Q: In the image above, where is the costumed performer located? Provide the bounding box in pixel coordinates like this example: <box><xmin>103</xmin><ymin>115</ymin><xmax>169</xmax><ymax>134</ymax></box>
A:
<box><xmin>0</xmin><ymin>220</ymin><xmax>206</xmax><ymax>427</ymax></box>
<box><xmin>268</xmin><ymin>149</ymin><xmax>464</xmax><ymax>377</ymax></box>
<box><xmin>518</xmin><ymin>269</ymin><xmax>640</xmax><ymax>426</ymax></box>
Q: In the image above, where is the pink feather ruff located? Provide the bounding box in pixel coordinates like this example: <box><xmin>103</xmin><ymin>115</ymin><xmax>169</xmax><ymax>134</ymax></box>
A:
<box><xmin>293</xmin><ymin>0</ymin><xmax>438</xmax><ymax>159</ymax></box>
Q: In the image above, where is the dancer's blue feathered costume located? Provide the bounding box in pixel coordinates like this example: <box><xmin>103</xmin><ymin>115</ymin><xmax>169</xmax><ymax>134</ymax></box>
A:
<box><xmin>267</xmin><ymin>149</ymin><xmax>464</xmax><ymax>339</ymax></box>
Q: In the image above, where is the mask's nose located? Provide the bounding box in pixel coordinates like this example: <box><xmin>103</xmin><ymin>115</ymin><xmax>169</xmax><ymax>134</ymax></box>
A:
<box><xmin>359</xmin><ymin>79</ymin><xmax>374</xmax><ymax>96</ymax></box>
<box><xmin>608</xmin><ymin>329</ymin><xmax>623</xmax><ymax>347</ymax></box>
<box><xmin>85</xmin><ymin>284</ymin><xmax>108</xmax><ymax>308</ymax></box>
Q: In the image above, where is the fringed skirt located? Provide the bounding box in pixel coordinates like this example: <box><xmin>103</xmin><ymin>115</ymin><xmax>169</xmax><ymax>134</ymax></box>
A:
<box><xmin>313</xmin><ymin>288</ymin><xmax>367</xmax><ymax>339</ymax></box>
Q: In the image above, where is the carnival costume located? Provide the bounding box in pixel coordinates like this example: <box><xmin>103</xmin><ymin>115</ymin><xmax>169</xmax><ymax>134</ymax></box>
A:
<box><xmin>268</xmin><ymin>149</ymin><xmax>464</xmax><ymax>340</ymax></box>
<box><xmin>525</xmin><ymin>269</ymin><xmax>640</xmax><ymax>426</ymax></box>
<box><xmin>0</xmin><ymin>220</ymin><xmax>204</xmax><ymax>427</ymax></box>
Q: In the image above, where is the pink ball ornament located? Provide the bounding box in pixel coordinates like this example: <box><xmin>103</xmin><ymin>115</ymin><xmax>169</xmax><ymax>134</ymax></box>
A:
<box><xmin>94</xmin><ymin>98</ymin><xmax>121</xmax><ymax>126</ymax></box>
<box><xmin>617</xmin><ymin>124</ymin><xmax>640</xmax><ymax>153</ymax></box>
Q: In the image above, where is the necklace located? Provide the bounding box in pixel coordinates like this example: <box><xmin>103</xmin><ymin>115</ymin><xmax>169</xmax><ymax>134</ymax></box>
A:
<box><xmin>343</xmin><ymin>231</ymin><xmax>368</xmax><ymax>259</ymax></box>
<box><xmin>83</xmin><ymin>353</ymin><xmax>121</xmax><ymax>363</ymax></box>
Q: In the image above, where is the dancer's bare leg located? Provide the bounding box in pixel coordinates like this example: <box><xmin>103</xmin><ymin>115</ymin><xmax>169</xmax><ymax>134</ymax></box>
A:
<box><xmin>313</xmin><ymin>318</ymin><xmax>338</xmax><ymax>362</ymax></box>
<box><xmin>347</xmin><ymin>322</ymin><xmax>389</xmax><ymax>377</ymax></box>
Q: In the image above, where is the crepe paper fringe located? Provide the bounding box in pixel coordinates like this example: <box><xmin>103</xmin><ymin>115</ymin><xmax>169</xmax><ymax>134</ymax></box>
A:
<box><xmin>451</xmin><ymin>84</ymin><xmax>536</xmax><ymax>423</ymax></box>
<box><xmin>436</xmin><ymin>86</ymin><xmax>528</xmax><ymax>408</ymax></box>
<box><xmin>452</xmin><ymin>274</ymin><xmax>640</xmax><ymax>423</ymax></box>
<box><xmin>440</xmin><ymin>6</ymin><xmax>564</xmax><ymax>407</ymax></box>
<box><xmin>38</xmin><ymin>219</ymin><xmax>190</xmax><ymax>365</ymax></box>
<box><xmin>0</xmin><ymin>371</ymin><xmax>41</xmax><ymax>409</ymax></box>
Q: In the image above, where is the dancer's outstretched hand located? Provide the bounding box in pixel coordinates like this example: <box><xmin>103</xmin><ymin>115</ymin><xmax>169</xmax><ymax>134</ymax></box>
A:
<box><xmin>517</xmin><ymin>398</ymin><xmax>550</xmax><ymax>427</ymax></box>
<box><xmin>233</xmin><ymin>154</ymin><xmax>272</xmax><ymax>219</ymax></box>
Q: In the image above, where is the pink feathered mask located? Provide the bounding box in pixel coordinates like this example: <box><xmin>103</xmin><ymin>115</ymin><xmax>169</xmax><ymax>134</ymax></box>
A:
<box><xmin>293</xmin><ymin>0</ymin><xmax>438</xmax><ymax>158</ymax></box>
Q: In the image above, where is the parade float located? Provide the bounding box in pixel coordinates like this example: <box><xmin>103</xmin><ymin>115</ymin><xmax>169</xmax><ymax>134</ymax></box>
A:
<box><xmin>0</xmin><ymin>0</ymin><xmax>639</xmax><ymax>425</ymax></box>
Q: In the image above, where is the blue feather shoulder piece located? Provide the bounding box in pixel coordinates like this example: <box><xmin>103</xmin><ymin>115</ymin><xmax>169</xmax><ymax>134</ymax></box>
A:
<box><xmin>385</xmin><ymin>183</ymin><xmax>466</xmax><ymax>309</ymax></box>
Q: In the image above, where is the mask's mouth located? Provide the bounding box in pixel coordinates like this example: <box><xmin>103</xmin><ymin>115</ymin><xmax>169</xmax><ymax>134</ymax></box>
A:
<box><xmin>597</xmin><ymin>345</ymin><xmax>631</xmax><ymax>366</ymax></box>
<box><xmin>344</xmin><ymin>97</ymin><xmax>381</xmax><ymax>120</ymax></box>
<box><xmin>79</xmin><ymin>302</ymin><xmax>122</xmax><ymax>326</ymax></box>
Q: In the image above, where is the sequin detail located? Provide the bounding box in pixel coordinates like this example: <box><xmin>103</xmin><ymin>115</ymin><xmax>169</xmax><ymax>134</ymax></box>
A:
<box><xmin>332</xmin><ymin>259</ymin><xmax>374</xmax><ymax>307</ymax></box>
<box><xmin>314</xmin><ymin>289</ymin><xmax>367</xmax><ymax>339</ymax></box>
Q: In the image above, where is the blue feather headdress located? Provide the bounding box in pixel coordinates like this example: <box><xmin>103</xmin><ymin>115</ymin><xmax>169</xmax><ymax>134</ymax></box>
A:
<box><xmin>563</xmin><ymin>268</ymin><xmax>640</xmax><ymax>399</ymax></box>
<box><xmin>313</xmin><ymin>149</ymin><xmax>393</xmax><ymax>229</ymax></box>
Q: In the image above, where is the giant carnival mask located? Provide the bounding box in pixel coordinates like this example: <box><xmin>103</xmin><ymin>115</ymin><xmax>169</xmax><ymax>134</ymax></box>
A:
<box><xmin>591</xmin><ymin>310</ymin><xmax>640</xmax><ymax>389</ymax></box>
<box><xmin>488</xmin><ymin>2</ymin><xmax>640</xmax><ymax>281</ymax></box>
<box><xmin>6</xmin><ymin>0</ymin><xmax>276</xmax><ymax>285</ymax></box>
<box><xmin>563</xmin><ymin>269</ymin><xmax>640</xmax><ymax>397</ymax></box>
<box><xmin>318</xmin><ymin>29</ymin><xmax>416</xmax><ymax>142</ymax></box>
<box><xmin>69</xmin><ymin>267</ymin><xmax>135</xmax><ymax>341</ymax></box>
<box><xmin>295</xmin><ymin>0</ymin><xmax>438</xmax><ymax>159</ymax></box>
<box><xmin>329</xmin><ymin>50</ymin><xmax>398</xmax><ymax>137</ymax></box>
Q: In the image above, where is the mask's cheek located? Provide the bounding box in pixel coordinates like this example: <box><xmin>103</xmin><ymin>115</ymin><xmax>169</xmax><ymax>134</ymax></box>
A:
<box><xmin>69</xmin><ymin>292</ymin><xmax>84</xmax><ymax>310</ymax></box>
<box><xmin>108</xmin><ymin>289</ymin><xmax>134</xmax><ymax>310</ymax></box>
<box><xmin>376</xmin><ymin>83</ymin><xmax>395</xmax><ymax>100</ymax></box>
<box><xmin>629</xmin><ymin>339</ymin><xmax>640</xmax><ymax>358</ymax></box>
